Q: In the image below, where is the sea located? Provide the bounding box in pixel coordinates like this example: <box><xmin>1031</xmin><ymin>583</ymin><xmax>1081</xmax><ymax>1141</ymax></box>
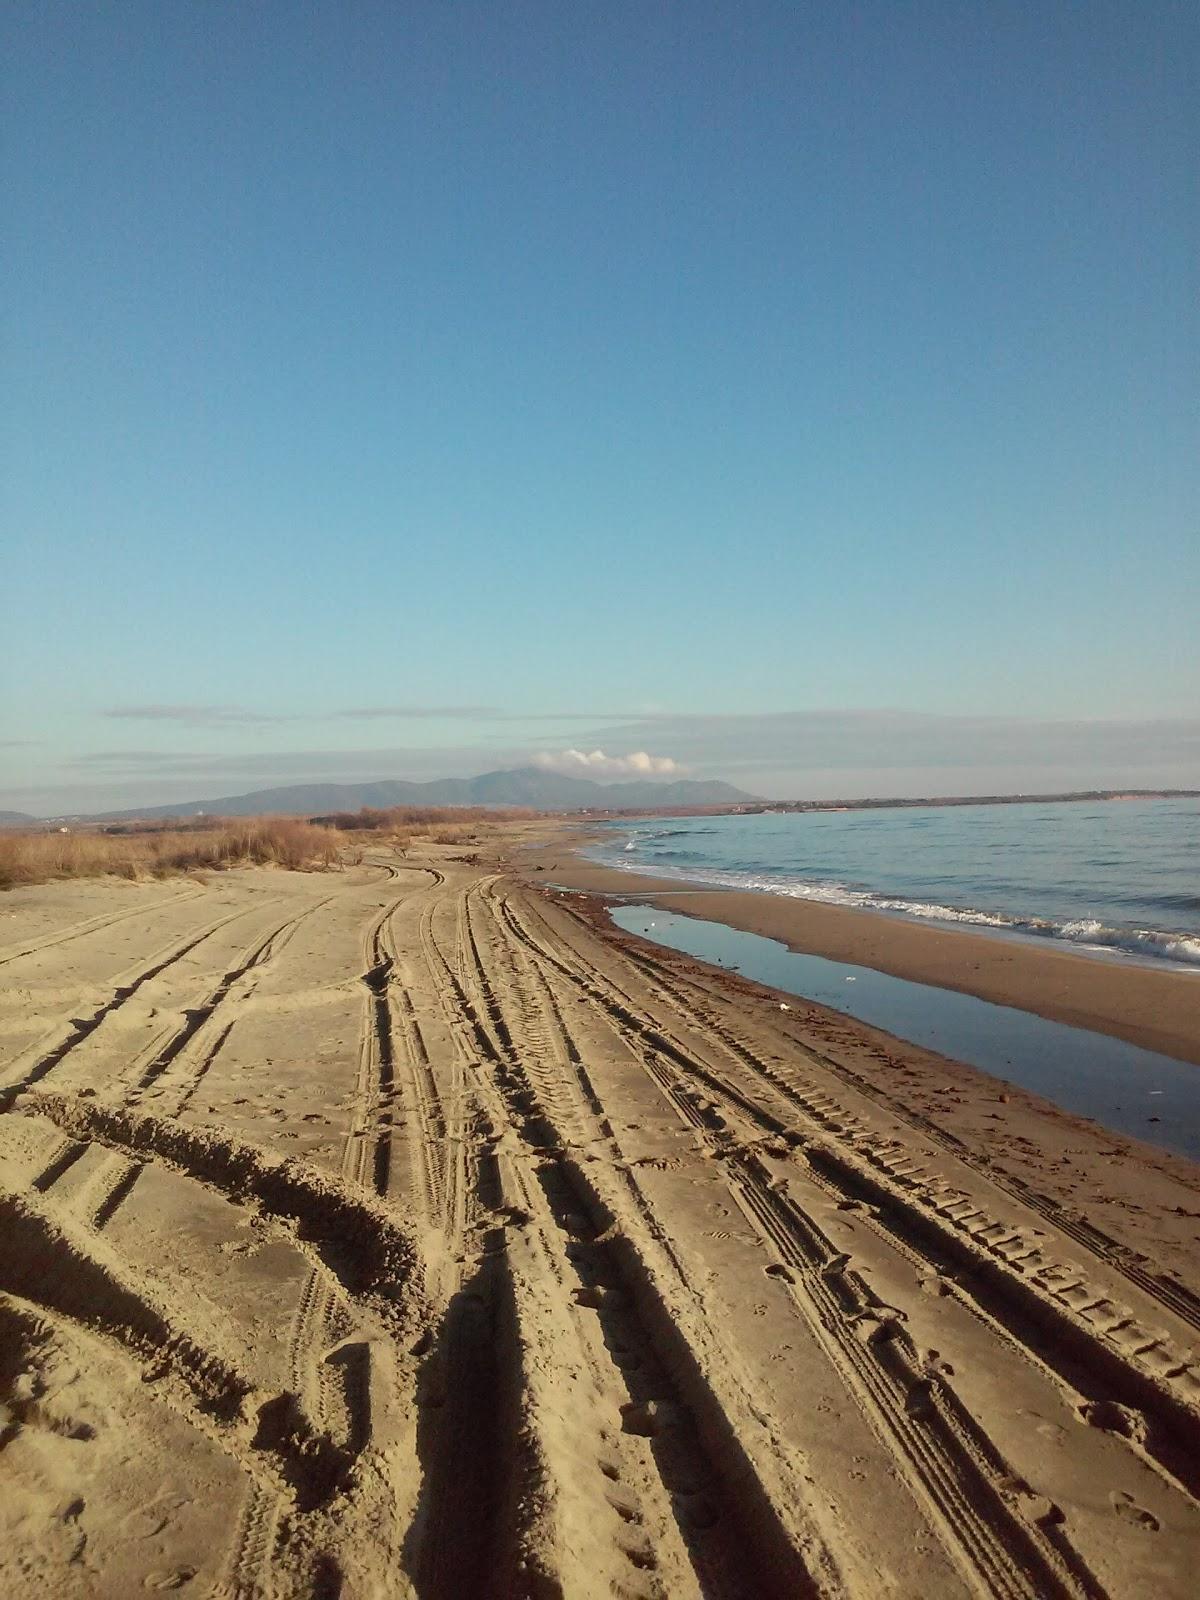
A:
<box><xmin>586</xmin><ymin>796</ymin><xmax>1200</xmax><ymax>969</ymax></box>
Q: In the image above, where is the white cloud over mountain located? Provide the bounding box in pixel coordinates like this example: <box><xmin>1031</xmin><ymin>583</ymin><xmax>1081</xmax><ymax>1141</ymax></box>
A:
<box><xmin>532</xmin><ymin>749</ymin><xmax>685</xmax><ymax>779</ymax></box>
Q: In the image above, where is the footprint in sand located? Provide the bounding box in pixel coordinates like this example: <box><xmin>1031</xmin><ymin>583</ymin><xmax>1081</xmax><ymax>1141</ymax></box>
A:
<box><xmin>1110</xmin><ymin>1490</ymin><xmax>1160</xmax><ymax>1531</ymax></box>
<box><xmin>1080</xmin><ymin>1399</ymin><xmax>1148</xmax><ymax>1444</ymax></box>
<box><xmin>143</xmin><ymin>1567</ymin><xmax>198</xmax><ymax>1590</ymax></box>
<box><xmin>918</xmin><ymin>1275</ymin><xmax>954</xmax><ymax>1298</ymax></box>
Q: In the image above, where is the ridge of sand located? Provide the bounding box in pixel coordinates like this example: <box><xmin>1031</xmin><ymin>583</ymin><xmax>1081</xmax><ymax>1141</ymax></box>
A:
<box><xmin>0</xmin><ymin>844</ymin><xmax>1197</xmax><ymax>1596</ymax></box>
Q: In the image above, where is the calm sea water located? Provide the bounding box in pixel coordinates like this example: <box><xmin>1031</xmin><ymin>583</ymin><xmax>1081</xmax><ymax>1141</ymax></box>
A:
<box><xmin>609</xmin><ymin>905</ymin><xmax>1200</xmax><ymax>1158</ymax></box>
<box><xmin>587</xmin><ymin>797</ymin><xmax>1200</xmax><ymax>968</ymax></box>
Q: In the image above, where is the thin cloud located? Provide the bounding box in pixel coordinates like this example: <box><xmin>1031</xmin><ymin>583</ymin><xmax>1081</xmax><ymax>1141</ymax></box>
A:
<box><xmin>533</xmin><ymin>749</ymin><xmax>686</xmax><ymax>779</ymax></box>
<box><xmin>330</xmin><ymin>705</ymin><xmax>502</xmax><ymax>720</ymax></box>
<box><xmin>99</xmin><ymin>703</ymin><xmax>660</xmax><ymax>728</ymax></box>
<box><xmin>575</xmin><ymin>710</ymin><xmax>1200</xmax><ymax>767</ymax></box>
<box><xmin>102</xmin><ymin>704</ymin><xmax>290</xmax><ymax>726</ymax></box>
<box><xmin>502</xmin><ymin>711</ymin><xmax>656</xmax><ymax>722</ymax></box>
<box><xmin>68</xmin><ymin>743</ymin><xmax>509</xmax><ymax>780</ymax></box>
<box><xmin>105</xmin><ymin>703</ymin><xmax>517</xmax><ymax>724</ymax></box>
<box><xmin>333</xmin><ymin>708</ymin><xmax>658</xmax><ymax>723</ymax></box>
<box><xmin>74</xmin><ymin>751</ymin><xmax>222</xmax><ymax>766</ymax></box>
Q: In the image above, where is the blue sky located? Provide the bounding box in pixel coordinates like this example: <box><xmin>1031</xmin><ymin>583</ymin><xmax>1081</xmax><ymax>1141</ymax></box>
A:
<box><xmin>3</xmin><ymin>2</ymin><xmax>1197</xmax><ymax>812</ymax></box>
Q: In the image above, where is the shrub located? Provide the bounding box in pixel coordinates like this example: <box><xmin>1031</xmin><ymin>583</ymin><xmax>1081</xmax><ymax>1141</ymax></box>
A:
<box><xmin>0</xmin><ymin>818</ymin><xmax>342</xmax><ymax>890</ymax></box>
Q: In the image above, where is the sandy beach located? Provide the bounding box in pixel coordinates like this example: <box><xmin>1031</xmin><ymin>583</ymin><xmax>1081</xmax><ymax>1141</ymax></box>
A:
<box><xmin>516</xmin><ymin>826</ymin><xmax>1200</xmax><ymax>1068</ymax></box>
<box><xmin>1</xmin><ymin>835</ymin><xmax>1198</xmax><ymax>1596</ymax></box>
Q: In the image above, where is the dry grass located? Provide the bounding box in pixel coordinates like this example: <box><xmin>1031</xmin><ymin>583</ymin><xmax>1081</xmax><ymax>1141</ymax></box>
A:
<box><xmin>311</xmin><ymin>805</ymin><xmax>537</xmax><ymax>832</ymax></box>
<box><xmin>0</xmin><ymin>819</ymin><xmax>343</xmax><ymax>890</ymax></box>
<box><xmin>310</xmin><ymin>805</ymin><xmax>541</xmax><ymax>854</ymax></box>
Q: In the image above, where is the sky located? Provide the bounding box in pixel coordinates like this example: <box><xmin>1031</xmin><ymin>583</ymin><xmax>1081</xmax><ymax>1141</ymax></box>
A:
<box><xmin>2</xmin><ymin>2</ymin><xmax>1197</xmax><ymax>814</ymax></box>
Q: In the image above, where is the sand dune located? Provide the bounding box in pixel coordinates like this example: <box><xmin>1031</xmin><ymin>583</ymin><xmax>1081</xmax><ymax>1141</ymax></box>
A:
<box><xmin>1</xmin><ymin>845</ymin><xmax>1198</xmax><ymax>1596</ymax></box>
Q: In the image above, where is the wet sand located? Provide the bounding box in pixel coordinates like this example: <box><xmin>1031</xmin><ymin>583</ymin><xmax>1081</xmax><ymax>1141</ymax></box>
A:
<box><xmin>605</xmin><ymin>900</ymin><xmax>1200</xmax><ymax>1163</ymax></box>
<box><xmin>515</xmin><ymin>828</ymin><xmax>1200</xmax><ymax>1067</ymax></box>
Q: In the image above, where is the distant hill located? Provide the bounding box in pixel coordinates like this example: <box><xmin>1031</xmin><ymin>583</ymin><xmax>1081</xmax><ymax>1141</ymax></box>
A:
<box><xmin>87</xmin><ymin>767</ymin><xmax>757</xmax><ymax>820</ymax></box>
<box><xmin>0</xmin><ymin>811</ymin><xmax>37</xmax><ymax>828</ymax></box>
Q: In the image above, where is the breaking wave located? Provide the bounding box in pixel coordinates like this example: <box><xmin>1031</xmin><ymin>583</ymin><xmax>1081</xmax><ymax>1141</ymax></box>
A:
<box><xmin>587</xmin><ymin>851</ymin><xmax>1200</xmax><ymax>968</ymax></box>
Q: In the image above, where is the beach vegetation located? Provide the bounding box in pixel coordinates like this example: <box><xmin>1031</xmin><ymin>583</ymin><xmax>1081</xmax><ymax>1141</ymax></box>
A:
<box><xmin>0</xmin><ymin>817</ymin><xmax>343</xmax><ymax>889</ymax></box>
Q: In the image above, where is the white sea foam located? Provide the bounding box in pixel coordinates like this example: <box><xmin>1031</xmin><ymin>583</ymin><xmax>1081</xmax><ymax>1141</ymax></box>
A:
<box><xmin>590</xmin><ymin>850</ymin><xmax>1200</xmax><ymax>968</ymax></box>
<box><xmin>1055</xmin><ymin>920</ymin><xmax>1200</xmax><ymax>965</ymax></box>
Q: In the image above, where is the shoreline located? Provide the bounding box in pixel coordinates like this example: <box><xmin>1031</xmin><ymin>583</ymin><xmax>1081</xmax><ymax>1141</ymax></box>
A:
<box><xmin>513</xmin><ymin>827</ymin><xmax>1200</xmax><ymax>1068</ymax></box>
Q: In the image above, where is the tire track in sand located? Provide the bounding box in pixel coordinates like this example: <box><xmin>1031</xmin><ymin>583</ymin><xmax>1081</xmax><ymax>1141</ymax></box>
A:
<box><xmin>0</xmin><ymin>898</ymin><xmax>286</xmax><ymax>1107</ymax></box>
<box><xmin>427</xmin><ymin>882</ymin><xmax>818</xmax><ymax>1599</ymax></box>
<box><xmin>409</xmin><ymin>891</ymin><xmax>675</xmax><ymax>1596</ymax></box>
<box><xmin>228</xmin><ymin>886</ymin><xmax>415</xmax><ymax>1596</ymax></box>
<box><xmin>226</xmin><ymin>871</ymin><xmax>448</xmax><ymax>1595</ymax></box>
<box><xmin>508</xmin><ymin>892</ymin><xmax>1200</xmax><ymax>1488</ymax></box>
<box><xmin>480</xmin><ymin>882</ymin><xmax>1080</xmax><ymax>1597</ymax></box>
<box><xmin>613</xmin><ymin>926</ymin><xmax>1200</xmax><ymax>1339</ymax></box>
<box><xmin>127</xmin><ymin>897</ymin><xmax>335</xmax><ymax>1111</ymax></box>
<box><xmin>0</xmin><ymin>884</ymin><xmax>208</xmax><ymax>968</ymax></box>
<box><xmin>502</xmin><ymin>889</ymin><xmax>1200</xmax><ymax>1600</ymax></box>
<box><xmin>641</xmin><ymin>1046</ymin><xmax>1101</xmax><ymax>1600</ymax></box>
<box><xmin>17</xmin><ymin>1080</ymin><xmax>421</xmax><ymax>1598</ymax></box>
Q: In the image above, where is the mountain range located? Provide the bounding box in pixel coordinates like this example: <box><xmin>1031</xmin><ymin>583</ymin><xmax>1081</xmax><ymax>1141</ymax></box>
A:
<box><xmin>76</xmin><ymin>767</ymin><xmax>756</xmax><ymax>820</ymax></box>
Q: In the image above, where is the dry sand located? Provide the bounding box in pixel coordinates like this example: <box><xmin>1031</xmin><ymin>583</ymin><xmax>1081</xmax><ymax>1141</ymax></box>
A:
<box><xmin>1</xmin><ymin>838</ymin><xmax>1198</xmax><ymax>1597</ymax></box>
